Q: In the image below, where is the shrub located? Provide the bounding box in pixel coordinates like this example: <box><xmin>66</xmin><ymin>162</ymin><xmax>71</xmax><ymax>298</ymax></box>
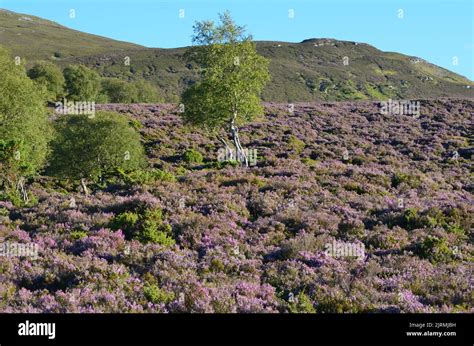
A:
<box><xmin>314</xmin><ymin>289</ymin><xmax>359</xmax><ymax>313</ymax></box>
<box><xmin>143</xmin><ymin>284</ymin><xmax>175</xmax><ymax>304</ymax></box>
<box><xmin>182</xmin><ymin>149</ymin><xmax>203</xmax><ymax>164</ymax></box>
<box><xmin>128</xmin><ymin>119</ymin><xmax>143</xmax><ymax>130</ymax></box>
<box><xmin>350</xmin><ymin>156</ymin><xmax>366</xmax><ymax>166</ymax></box>
<box><xmin>47</xmin><ymin>111</ymin><xmax>146</xmax><ymax>191</ymax></box>
<box><xmin>110</xmin><ymin>208</ymin><xmax>175</xmax><ymax>246</ymax></box>
<box><xmin>391</xmin><ymin>172</ymin><xmax>420</xmax><ymax>188</ymax></box>
<box><xmin>109</xmin><ymin>211</ymin><xmax>139</xmax><ymax>235</ymax></box>
<box><xmin>63</xmin><ymin>65</ymin><xmax>101</xmax><ymax>101</ymax></box>
<box><xmin>287</xmin><ymin>135</ymin><xmax>305</xmax><ymax>155</ymax></box>
<box><xmin>70</xmin><ymin>230</ymin><xmax>88</xmax><ymax>240</ymax></box>
<box><xmin>139</xmin><ymin>208</ymin><xmax>174</xmax><ymax>245</ymax></box>
<box><xmin>338</xmin><ymin>220</ymin><xmax>365</xmax><ymax>240</ymax></box>
<box><xmin>101</xmin><ymin>78</ymin><xmax>137</xmax><ymax>103</ymax></box>
<box><xmin>288</xmin><ymin>292</ymin><xmax>316</xmax><ymax>313</ymax></box>
<box><xmin>417</xmin><ymin>236</ymin><xmax>453</xmax><ymax>264</ymax></box>
<box><xmin>343</xmin><ymin>182</ymin><xmax>368</xmax><ymax>195</ymax></box>
<box><xmin>399</xmin><ymin>208</ymin><xmax>430</xmax><ymax>230</ymax></box>
<box><xmin>132</xmin><ymin>79</ymin><xmax>163</xmax><ymax>103</ymax></box>
<box><xmin>27</xmin><ymin>61</ymin><xmax>65</xmax><ymax>102</ymax></box>
<box><xmin>0</xmin><ymin>47</ymin><xmax>51</xmax><ymax>202</ymax></box>
<box><xmin>279</xmin><ymin>233</ymin><xmax>320</xmax><ymax>259</ymax></box>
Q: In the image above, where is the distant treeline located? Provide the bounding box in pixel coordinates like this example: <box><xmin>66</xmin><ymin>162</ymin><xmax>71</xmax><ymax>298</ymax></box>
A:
<box><xmin>27</xmin><ymin>61</ymin><xmax>163</xmax><ymax>104</ymax></box>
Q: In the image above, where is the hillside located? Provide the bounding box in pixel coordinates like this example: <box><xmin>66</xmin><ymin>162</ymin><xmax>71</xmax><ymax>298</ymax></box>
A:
<box><xmin>1</xmin><ymin>99</ymin><xmax>472</xmax><ymax>313</ymax></box>
<box><xmin>1</xmin><ymin>9</ymin><xmax>472</xmax><ymax>102</ymax></box>
<box><xmin>0</xmin><ymin>9</ymin><xmax>143</xmax><ymax>59</ymax></box>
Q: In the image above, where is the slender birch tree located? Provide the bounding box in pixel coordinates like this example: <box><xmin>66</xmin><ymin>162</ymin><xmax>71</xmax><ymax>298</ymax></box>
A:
<box><xmin>180</xmin><ymin>11</ymin><xmax>270</xmax><ymax>166</ymax></box>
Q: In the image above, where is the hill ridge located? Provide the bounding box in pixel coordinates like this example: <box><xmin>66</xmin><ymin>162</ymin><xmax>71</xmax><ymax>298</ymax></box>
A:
<box><xmin>1</xmin><ymin>9</ymin><xmax>472</xmax><ymax>102</ymax></box>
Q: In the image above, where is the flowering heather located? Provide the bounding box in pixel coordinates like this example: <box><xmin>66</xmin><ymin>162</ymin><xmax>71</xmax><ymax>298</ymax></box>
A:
<box><xmin>0</xmin><ymin>99</ymin><xmax>472</xmax><ymax>313</ymax></box>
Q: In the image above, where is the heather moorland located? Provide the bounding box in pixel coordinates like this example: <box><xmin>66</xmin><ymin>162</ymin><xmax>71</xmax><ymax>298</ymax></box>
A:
<box><xmin>1</xmin><ymin>99</ymin><xmax>472</xmax><ymax>313</ymax></box>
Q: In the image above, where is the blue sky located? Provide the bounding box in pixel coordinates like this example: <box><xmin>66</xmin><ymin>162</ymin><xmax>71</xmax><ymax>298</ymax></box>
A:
<box><xmin>1</xmin><ymin>0</ymin><xmax>473</xmax><ymax>80</ymax></box>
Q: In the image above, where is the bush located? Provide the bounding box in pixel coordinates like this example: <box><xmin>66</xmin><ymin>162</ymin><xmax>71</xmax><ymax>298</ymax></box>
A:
<box><xmin>132</xmin><ymin>79</ymin><xmax>163</xmax><ymax>103</ymax></box>
<box><xmin>139</xmin><ymin>208</ymin><xmax>174</xmax><ymax>245</ymax></box>
<box><xmin>391</xmin><ymin>172</ymin><xmax>420</xmax><ymax>188</ymax></box>
<box><xmin>63</xmin><ymin>65</ymin><xmax>101</xmax><ymax>101</ymax></box>
<box><xmin>287</xmin><ymin>135</ymin><xmax>305</xmax><ymax>155</ymax></box>
<box><xmin>399</xmin><ymin>208</ymin><xmax>430</xmax><ymax>231</ymax></box>
<box><xmin>338</xmin><ymin>220</ymin><xmax>365</xmax><ymax>240</ymax></box>
<box><xmin>47</xmin><ymin>111</ymin><xmax>146</xmax><ymax>189</ymax></box>
<box><xmin>315</xmin><ymin>291</ymin><xmax>360</xmax><ymax>313</ymax></box>
<box><xmin>279</xmin><ymin>233</ymin><xmax>319</xmax><ymax>260</ymax></box>
<box><xmin>182</xmin><ymin>149</ymin><xmax>203</xmax><ymax>164</ymax></box>
<box><xmin>101</xmin><ymin>78</ymin><xmax>137</xmax><ymax>103</ymax></box>
<box><xmin>27</xmin><ymin>61</ymin><xmax>65</xmax><ymax>102</ymax></box>
<box><xmin>70</xmin><ymin>230</ymin><xmax>88</xmax><ymax>240</ymax></box>
<box><xmin>0</xmin><ymin>47</ymin><xmax>51</xmax><ymax>202</ymax></box>
<box><xmin>109</xmin><ymin>211</ymin><xmax>139</xmax><ymax>235</ymax></box>
<box><xmin>417</xmin><ymin>236</ymin><xmax>454</xmax><ymax>264</ymax></box>
<box><xmin>343</xmin><ymin>182</ymin><xmax>368</xmax><ymax>195</ymax></box>
<box><xmin>288</xmin><ymin>292</ymin><xmax>316</xmax><ymax>313</ymax></box>
<box><xmin>143</xmin><ymin>284</ymin><xmax>175</xmax><ymax>304</ymax></box>
<box><xmin>110</xmin><ymin>207</ymin><xmax>175</xmax><ymax>246</ymax></box>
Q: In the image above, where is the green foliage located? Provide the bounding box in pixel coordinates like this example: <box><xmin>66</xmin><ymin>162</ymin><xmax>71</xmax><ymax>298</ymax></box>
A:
<box><xmin>391</xmin><ymin>172</ymin><xmax>420</xmax><ymax>188</ymax></box>
<box><xmin>350</xmin><ymin>156</ymin><xmax>366</xmax><ymax>166</ymax></box>
<box><xmin>63</xmin><ymin>65</ymin><xmax>101</xmax><ymax>101</ymax></box>
<box><xmin>417</xmin><ymin>235</ymin><xmax>454</xmax><ymax>264</ymax></box>
<box><xmin>182</xmin><ymin>149</ymin><xmax>203</xmax><ymax>164</ymax></box>
<box><xmin>287</xmin><ymin>135</ymin><xmax>305</xmax><ymax>155</ymax></box>
<box><xmin>116</xmin><ymin>168</ymin><xmax>176</xmax><ymax>185</ymax></box>
<box><xmin>47</xmin><ymin>111</ymin><xmax>146</xmax><ymax>184</ymax></box>
<box><xmin>139</xmin><ymin>223</ymin><xmax>174</xmax><ymax>246</ymax></box>
<box><xmin>110</xmin><ymin>207</ymin><xmax>175</xmax><ymax>246</ymax></box>
<box><xmin>109</xmin><ymin>211</ymin><xmax>139</xmax><ymax>235</ymax></box>
<box><xmin>70</xmin><ymin>230</ymin><xmax>88</xmax><ymax>240</ymax></box>
<box><xmin>27</xmin><ymin>61</ymin><xmax>65</xmax><ymax>102</ymax></box>
<box><xmin>101</xmin><ymin>78</ymin><xmax>137</xmax><ymax>103</ymax></box>
<box><xmin>132</xmin><ymin>79</ymin><xmax>163</xmax><ymax>103</ymax></box>
<box><xmin>424</xmin><ymin>207</ymin><xmax>467</xmax><ymax>237</ymax></box>
<box><xmin>128</xmin><ymin>119</ymin><xmax>143</xmax><ymax>130</ymax></box>
<box><xmin>143</xmin><ymin>284</ymin><xmax>175</xmax><ymax>304</ymax></box>
<box><xmin>343</xmin><ymin>182</ymin><xmax>368</xmax><ymax>195</ymax></box>
<box><xmin>400</xmin><ymin>208</ymin><xmax>428</xmax><ymax>230</ymax></box>
<box><xmin>181</xmin><ymin>11</ymin><xmax>270</xmax><ymax>131</ymax></box>
<box><xmin>338</xmin><ymin>220</ymin><xmax>366</xmax><ymax>240</ymax></box>
<box><xmin>0</xmin><ymin>47</ymin><xmax>50</xmax><ymax>200</ymax></box>
<box><xmin>288</xmin><ymin>292</ymin><xmax>316</xmax><ymax>313</ymax></box>
<box><xmin>389</xmin><ymin>207</ymin><xmax>468</xmax><ymax>237</ymax></box>
<box><xmin>100</xmin><ymin>78</ymin><xmax>162</xmax><ymax>104</ymax></box>
<box><xmin>139</xmin><ymin>208</ymin><xmax>174</xmax><ymax>245</ymax></box>
<box><xmin>314</xmin><ymin>289</ymin><xmax>360</xmax><ymax>313</ymax></box>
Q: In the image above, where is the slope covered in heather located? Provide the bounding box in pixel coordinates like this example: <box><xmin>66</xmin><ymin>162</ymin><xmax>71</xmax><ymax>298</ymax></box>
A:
<box><xmin>0</xmin><ymin>99</ymin><xmax>472</xmax><ymax>313</ymax></box>
<box><xmin>1</xmin><ymin>9</ymin><xmax>473</xmax><ymax>102</ymax></box>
